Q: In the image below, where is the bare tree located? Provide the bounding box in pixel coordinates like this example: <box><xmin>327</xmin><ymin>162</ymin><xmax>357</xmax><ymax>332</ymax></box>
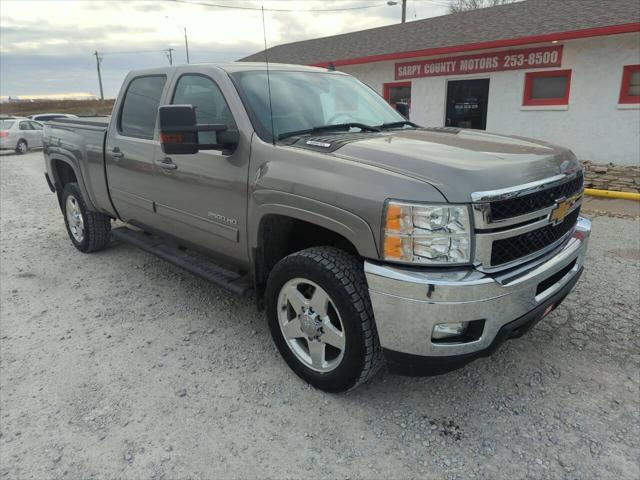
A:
<box><xmin>449</xmin><ymin>0</ymin><xmax>517</xmax><ymax>14</ymax></box>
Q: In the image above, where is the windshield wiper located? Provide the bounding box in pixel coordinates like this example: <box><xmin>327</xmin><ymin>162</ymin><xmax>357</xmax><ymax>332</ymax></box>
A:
<box><xmin>278</xmin><ymin>122</ymin><xmax>380</xmax><ymax>140</ymax></box>
<box><xmin>378</xmin><ymin>120</ymin><xmax>419</xmax><ymax>130</ymax></box>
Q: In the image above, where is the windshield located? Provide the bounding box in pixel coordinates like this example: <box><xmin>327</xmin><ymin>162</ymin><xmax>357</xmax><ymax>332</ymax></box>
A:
<box><xmin>230</xmin><ymin>70</ymin><xmax>407</xmax><ymax>141</ymax></box>
<box><xmin>0</xmin><ymin>120</ymin><xmax>15</xmax><ymax>129</ymax></box>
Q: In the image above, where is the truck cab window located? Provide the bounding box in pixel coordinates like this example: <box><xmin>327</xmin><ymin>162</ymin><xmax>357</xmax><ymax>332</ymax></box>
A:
<box><xmin>118</xmin><ymin>75</ymin><xmax>167</xmax><ymax>139</ymax></box>
<box><xmin>231</xmin><ymin>71</ymin><xmax>405</xmax><ymax>142</ymax></box>
<box><xmin>171</xmin><ymin>74</ymin><xmax>236</xmax><ymax>144</ymax></box>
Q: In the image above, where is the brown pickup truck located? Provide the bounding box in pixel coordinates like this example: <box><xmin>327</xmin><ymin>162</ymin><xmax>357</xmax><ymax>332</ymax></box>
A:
<box><xmin>43</xmin><ymin>63</ymin><xmax>590</xmax><ymax>392</ymax></box>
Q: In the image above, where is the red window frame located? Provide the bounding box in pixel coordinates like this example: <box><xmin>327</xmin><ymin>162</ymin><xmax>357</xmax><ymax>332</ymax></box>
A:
<box><xmin>619</xmin><ymin>64</ymin><xmax>640</xmax><ymax>104</ymax></box>
<box><xmin>523</xmin><ymin>69</ymin><xmax>572</xmax><ymax>106</ymax></box>
<box><xmin>383</xmin><ymin>81</ymin><xmax>411</xmax><ymax>103</ymax></box>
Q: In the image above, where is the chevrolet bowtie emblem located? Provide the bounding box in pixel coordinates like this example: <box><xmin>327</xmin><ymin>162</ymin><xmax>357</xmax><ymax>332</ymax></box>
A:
<box><xmin>550</xmin><ymin>193</ymin><xmax>581</xmax><ymax>225</ymax></box>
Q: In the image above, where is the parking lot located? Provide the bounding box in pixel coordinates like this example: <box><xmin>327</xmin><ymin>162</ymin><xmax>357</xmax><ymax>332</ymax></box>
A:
<box><xmin>1</xmin><ymin>150</ymin><xmax>639</xmax><ymax>479</ymax></box>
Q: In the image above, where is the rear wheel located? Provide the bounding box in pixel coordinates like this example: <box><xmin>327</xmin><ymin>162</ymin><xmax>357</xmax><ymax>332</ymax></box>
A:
<box><xmin>15</xmin><ymin>139</ymin><xmax>27</xmax><ymax>154</ymax></box>
<box><xmin>265</xmin><ymin>246</ymin><xmax>382</xmax><ymax>392</ymax></box>
<box><xmin>62</xmin><ymin>182</ymin><xmax>111</xmax><ymax>253</ymax></box>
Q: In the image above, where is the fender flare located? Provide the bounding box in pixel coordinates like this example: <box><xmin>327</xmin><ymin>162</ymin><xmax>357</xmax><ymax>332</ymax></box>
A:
<box><xmin>251</xmin><ymin>190</ymin><xmax>379</xmax><ymax>260</ymax></box>
<box><xmin>47</xmin><ymin>153</ymin><xmax>98</xmax><ymax>212</ymax></box>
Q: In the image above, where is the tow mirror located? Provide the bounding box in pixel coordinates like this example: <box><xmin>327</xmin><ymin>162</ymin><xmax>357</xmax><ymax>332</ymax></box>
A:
<box><xmin>158</xmin><ymin>104</ymin><xmax>239</xmax><ymax>155</ymax></box>
<box><xmin>159</xmin><ymin>105</ymin><xmax>199</xmax><ymax>154</ymax></box>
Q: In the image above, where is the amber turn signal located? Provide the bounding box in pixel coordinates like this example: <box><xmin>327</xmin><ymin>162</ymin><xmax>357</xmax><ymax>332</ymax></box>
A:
<box><xmin>383</xmin><ymin>235</ymin><xmax>403</xmax><ymax>259</ymax></box>
<box><xmin>160</xmin><ymin>133</ymin><xmax>185</xmax><ymax>144</ymax></box>
<box><xmin>385</xmin><ymin>204</ymin><xmax>403</xmax><ymax>231</ymax></box>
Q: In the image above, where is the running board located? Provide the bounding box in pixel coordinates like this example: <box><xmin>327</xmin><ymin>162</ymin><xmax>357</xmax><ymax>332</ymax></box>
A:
<box><xmin>111</xmin><ymin>227</ymin><xmax>253</xmax><ymax>297</ymax></box>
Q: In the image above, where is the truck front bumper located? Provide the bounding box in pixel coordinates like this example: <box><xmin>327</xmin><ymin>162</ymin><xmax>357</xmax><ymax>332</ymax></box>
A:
<box><xmin>364</xmin><ymin>216</ymin><xmax>591</xmax><ymax>375</ymax></box>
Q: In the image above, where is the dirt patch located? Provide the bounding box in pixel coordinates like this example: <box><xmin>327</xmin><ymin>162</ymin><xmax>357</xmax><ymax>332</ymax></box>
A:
<box><xmin>0</xmin><ymin>99</ymin><xmax>115</xmax><ymax>117</ymax></box>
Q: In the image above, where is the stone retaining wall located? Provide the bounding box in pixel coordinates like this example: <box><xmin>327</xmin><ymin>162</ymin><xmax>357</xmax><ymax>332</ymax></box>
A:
<box><xmin>582</xmin><ymin>161</ymin><xmax>640</xmax><ymax>193</ymax></box>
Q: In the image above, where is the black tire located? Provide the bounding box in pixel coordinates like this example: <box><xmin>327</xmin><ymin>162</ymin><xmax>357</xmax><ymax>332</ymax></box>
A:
<box><xmin>61</xmin><ymin>182</ymin><xmax>111</xmax><ymax>253</ymax></box>
<box><xmin>15</xmin><ymin>139</ymin><xmax>27</xmax><ymax>154</ymax></box>
<box><xmin>265</xmin><ymin>246</ymin><xmax>383</xmax><ymax>392</ymax></box>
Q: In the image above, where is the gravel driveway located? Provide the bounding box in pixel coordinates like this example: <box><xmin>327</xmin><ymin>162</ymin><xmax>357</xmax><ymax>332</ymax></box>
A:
<box><xmin>1</xmin><ymin>151</ymin><xmax>639</xmax><ymax>479</ymax></box>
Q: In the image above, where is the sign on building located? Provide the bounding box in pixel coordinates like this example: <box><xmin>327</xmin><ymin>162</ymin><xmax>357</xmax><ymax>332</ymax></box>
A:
<box><xmin>395</xmin><ymin>45</ymin><xmax>563</xmax><ymax>80</ymax></box>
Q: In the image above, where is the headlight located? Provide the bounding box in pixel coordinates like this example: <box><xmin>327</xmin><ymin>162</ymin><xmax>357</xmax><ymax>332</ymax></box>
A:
<box><xmin>382</xmin><ymin>201</ymin><xmax>471</xmax><ymax>264</ymax></box>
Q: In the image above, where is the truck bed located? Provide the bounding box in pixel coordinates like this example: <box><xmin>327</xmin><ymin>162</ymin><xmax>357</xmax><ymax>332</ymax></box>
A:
<box><xmin>50</xmin><ymin>116</ymin><xmax>110</xmax><ymax>128</ymax></box>
<box><xmin>43</xmin><ymin>116</ymin><xmax>115</xmax><ymax>217</ymax></box>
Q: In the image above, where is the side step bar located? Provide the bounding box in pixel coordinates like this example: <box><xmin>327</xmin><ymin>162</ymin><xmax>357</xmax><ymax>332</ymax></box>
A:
<box><xmin>112</xmin><ymin>227</ymin><xmax>253</xmax><ymax>297</ymax></box>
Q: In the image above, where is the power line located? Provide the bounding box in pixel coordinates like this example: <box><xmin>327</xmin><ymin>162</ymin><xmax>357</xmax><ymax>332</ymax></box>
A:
<box><xmin>101</xmin><ymin>49</ymin><xmax>168</xmax><ymax>56</ymax></box>
<box><xmin>169</xmin><ymin>0</ymin><xmax>392</xmax><ymax>12</ymax></box>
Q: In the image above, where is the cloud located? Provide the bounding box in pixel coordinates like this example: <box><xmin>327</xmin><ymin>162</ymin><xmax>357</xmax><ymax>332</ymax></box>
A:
<box><xmin>0</xmin><ymin>0</ymin><xmax>447</xmax><ymax>97</ymax></box>
<box><xmin>1</xmin><ymin>21</ymin><xmax>157</xmax><ymax>54</ymax></box>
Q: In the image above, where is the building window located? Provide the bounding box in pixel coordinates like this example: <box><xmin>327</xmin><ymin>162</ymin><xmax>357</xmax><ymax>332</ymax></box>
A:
<box><xmin>383</xmin><ymin>81</ymin><xmax>411</xmax><ymax>117</ymax></box>
<box><xmin>619</xmin><ymin>65</ymin><xmax>640</xmax><ymax>104</ymax></box>
<box><xmin>523</xmin><ymin>69</ymin><xmax>572</xmax><ymax>106</ymax></box>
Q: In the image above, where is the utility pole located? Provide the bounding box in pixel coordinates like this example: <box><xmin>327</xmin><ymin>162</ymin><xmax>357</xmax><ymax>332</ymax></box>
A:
<box><xmin>387</xmin><ymin>0</ymin><xmax>407</xmax><ymax>23</ymax></box>
<box><xmin>165</xmin><ymin>16</ymin><xmax>190</xmax><ymax>63</ymax></box>
<box><xmin>93</xmin><ymin>51</ymin><xmax>104</xmax><ymax>101</ymax></box>
<box><xmin>184</xmin><ymin>27</ymin><xmax>190</xmax><ymax>64</ymax></box>
<box><xmin>165</xmin><ymin>48</ymin><xmax>174</xmax><ymax>65</ymax></box>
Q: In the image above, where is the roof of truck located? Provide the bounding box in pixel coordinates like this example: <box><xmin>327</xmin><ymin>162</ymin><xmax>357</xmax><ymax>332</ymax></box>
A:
<box><xmin>217</xmin><ymin>62</ymin><xmax>341</xmax><ymax>73</ymax></box>
<box><xmin>128</xmin><ymin>62</ymin><xmax>344</xmax><ymax>76</ymax></box>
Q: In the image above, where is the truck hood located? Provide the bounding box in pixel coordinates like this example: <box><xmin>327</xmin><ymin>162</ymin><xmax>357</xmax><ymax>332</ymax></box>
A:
<box><xmin>331</xmin><ymin>128</ymin><xmax>581</xmax><ymax>203</ymax></box>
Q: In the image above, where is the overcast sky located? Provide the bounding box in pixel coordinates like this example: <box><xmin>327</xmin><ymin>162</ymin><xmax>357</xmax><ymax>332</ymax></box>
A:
<box><xmin>0</xmin><ymin>0</ymin><xmax>450</xmax><ymax>98</ymax></box>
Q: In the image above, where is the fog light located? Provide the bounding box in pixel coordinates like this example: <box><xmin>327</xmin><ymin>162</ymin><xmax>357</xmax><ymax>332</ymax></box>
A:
<box><xmin>432</xmin><ymin>322</ymin><xmax>469</xmax><ymax>340</ymax></box>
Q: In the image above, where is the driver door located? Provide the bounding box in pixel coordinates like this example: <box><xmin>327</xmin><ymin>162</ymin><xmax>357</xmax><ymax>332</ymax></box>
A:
<box><xmin>152</xmin><ymin>72</ymin><xmax>249</xmax><ymax>263</ymax></box>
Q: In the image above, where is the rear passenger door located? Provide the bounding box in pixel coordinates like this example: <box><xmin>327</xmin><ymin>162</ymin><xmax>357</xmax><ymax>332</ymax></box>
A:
<box><xmin>18</xmin><ymin>121</ymin><xmax>38</xmax><ymax>148</ymax></box>
<box><xmin>151</xmin><ymin>72</ymin><xmax>249</xmax><ymax>263</ymax></box>
<box><xmin>105</xmin><ymin>74</ymin><xmax>169</xmax><ymax>227</ymax></box>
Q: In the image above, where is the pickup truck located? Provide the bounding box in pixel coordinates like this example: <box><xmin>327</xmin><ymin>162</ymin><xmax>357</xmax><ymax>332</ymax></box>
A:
<box><xmin>43</xmin><ymin>63</ymin><xmax>590</xmax><ymax>392</ymax></box>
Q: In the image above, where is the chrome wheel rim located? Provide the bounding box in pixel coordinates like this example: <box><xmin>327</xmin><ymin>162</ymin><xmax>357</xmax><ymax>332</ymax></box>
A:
<box><xmin>277</xmin><ymin>278</ymin><xmax>346</xmax><ymax>373</ymax></box>
<box><xmin>65</xmin><ymin>195</ymin><xmax>85</xmax><ymax>242</ymax></box>
<box><xmin>18</xmin><ymin>142</ymin><xmax>26</xmax><ymax>153</ymax></box>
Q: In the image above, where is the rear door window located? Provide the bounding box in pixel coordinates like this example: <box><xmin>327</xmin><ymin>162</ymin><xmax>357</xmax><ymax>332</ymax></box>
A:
<box><xmin>19</xmin><ymin>121</ymin><xmax>32</xmax><ymax>130</ymax></box>
<box><xmin>118</xmin><ymin>75</ymin><xmax>167</xmax><ymax>139</ymax></box>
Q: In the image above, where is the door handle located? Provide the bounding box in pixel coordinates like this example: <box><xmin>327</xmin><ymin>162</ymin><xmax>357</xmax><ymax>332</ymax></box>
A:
<box><xmin>159</xmin><ymin>157</ymin><xmax>178</xmax><ymax>170</ymax></box>
<box><xmin>110</xmin><ymin>147</ymin><xmax>124</xmax><ymax>159</ymax></box>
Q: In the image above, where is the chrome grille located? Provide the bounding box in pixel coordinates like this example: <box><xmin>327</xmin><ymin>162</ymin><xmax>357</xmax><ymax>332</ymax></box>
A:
<box><xmin>472</xmin><ymin>172</ymin><xmax>584</xmax><ymax>270</ymax></box>
<box><xmin>490</xmin><ymin>207</ymin><xmax>580</xmax><ymax>266</ymax></box>
<box><xmin>489</xmin><ymin>173</ymin><xmax>583</xmax><ymax>221</ymax></box>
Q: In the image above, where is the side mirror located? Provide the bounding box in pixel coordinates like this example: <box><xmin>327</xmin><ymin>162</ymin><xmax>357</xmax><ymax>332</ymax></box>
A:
<box><xmin>158</xmin><ymin>104</ymin><xmax>240</xmax><ymax>155</ymax></box>
<box><xmin>159</xmin><ymin>105</ymin><xmax>199</xmax><ymax>154</ymax></box>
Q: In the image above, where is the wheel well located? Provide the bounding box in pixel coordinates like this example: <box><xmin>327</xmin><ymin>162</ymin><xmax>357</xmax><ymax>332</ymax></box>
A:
<box><xmin>53</xmin><ymin>160</ymin><xmax>77</xmax><ymax>189</ymax></box>
<box><xmin>254</xmin><ymin>215</ymin><xmax>359</xmax><ymax>306</ymax></box>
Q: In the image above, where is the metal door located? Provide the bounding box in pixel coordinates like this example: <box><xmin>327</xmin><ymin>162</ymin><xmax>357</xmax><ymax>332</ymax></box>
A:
<box><xmin>151</xmin><ymin>70</ymin><xmax>250</xmax><ymax>264</ymax></box>
<box><xmin>105</xmin><ymin>72</ymin><xmax>171</xmax><ymax>228</ymax></box>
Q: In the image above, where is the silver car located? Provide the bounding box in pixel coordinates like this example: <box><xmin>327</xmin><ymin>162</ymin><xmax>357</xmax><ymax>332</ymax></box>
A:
<box><xmin>0</xmin><ymin>118</ymin><xmax>44</xmax><ymax>154</ymax></box>
<box><xmin>30</xmin><ymin>113</ymin><xmax>78</xmax><ymax>122</ymax></box>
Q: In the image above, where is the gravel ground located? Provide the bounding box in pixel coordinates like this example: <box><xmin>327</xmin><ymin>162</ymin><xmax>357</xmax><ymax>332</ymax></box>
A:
<box><xmin>1</xmin><ymin>151</ymin><xmax>639</xmax><ymax>480</ymax></box>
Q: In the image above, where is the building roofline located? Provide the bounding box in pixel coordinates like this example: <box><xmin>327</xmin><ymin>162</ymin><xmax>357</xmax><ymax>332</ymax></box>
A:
<box><xmin>310</xmin><ymin>22</ymin><xmax>640</xmax><ymax>68</ymax></box>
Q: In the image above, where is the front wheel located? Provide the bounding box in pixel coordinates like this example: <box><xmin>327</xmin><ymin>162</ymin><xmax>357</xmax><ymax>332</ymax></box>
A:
<box><xmin>15</xmin><ymin>140</ymin><xmax>27</xmax><ymax>154</ymax></box>
<box><xmin>62</xmin><ymin>182</ymin><xmax>111</xmax><ymax>253</ymax></box>
<box><xmin>265</xmin><ymin>247</ymin><xmax>382</xmax><ymax>392</ymax></box>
